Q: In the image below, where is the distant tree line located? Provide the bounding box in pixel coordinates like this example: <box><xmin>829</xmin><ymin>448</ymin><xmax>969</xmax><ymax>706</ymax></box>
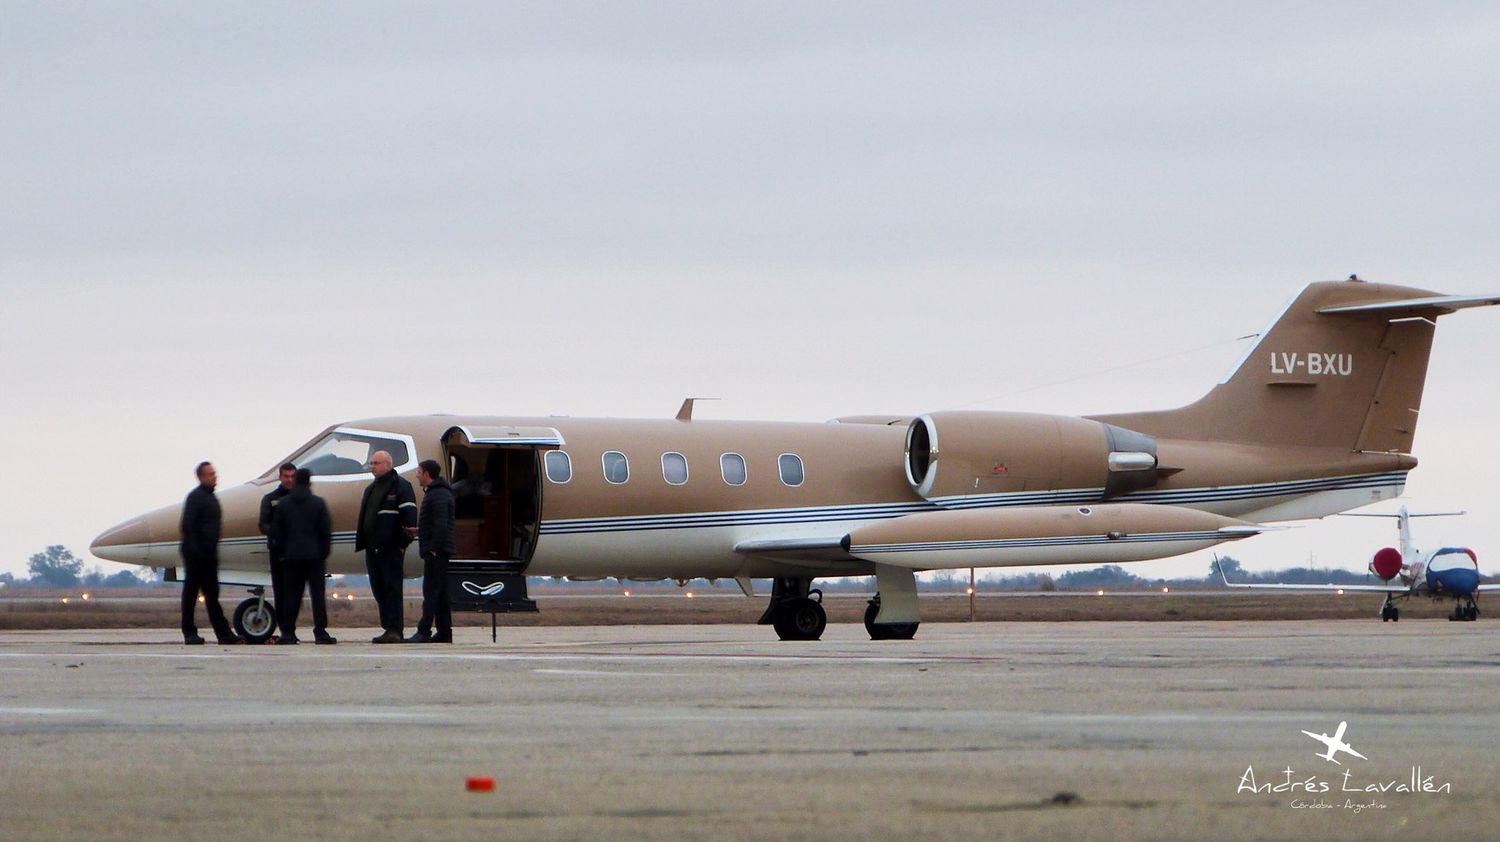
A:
<box><xmin>1</xmin><ymin>546</ymin><xmax>156</xmax><ymax>589</ymax></box>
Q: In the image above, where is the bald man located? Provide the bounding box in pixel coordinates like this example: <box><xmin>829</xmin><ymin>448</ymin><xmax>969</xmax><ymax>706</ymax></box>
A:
<box><xmin>355</xmin><ymin>450</ymin><xmax>418</xmax><ymax>643</ymax></box>
<box><xmin>179</xmin><ymin>461</ymin><xmax>241</xmax><ymax>645</ymax></box>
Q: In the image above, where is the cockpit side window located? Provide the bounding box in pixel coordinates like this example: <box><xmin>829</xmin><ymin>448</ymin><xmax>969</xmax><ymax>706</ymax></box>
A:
<box><xmin>278</xmin><ymin>430</ymin><xmax>411</xmax><ymax>478</ymax></box>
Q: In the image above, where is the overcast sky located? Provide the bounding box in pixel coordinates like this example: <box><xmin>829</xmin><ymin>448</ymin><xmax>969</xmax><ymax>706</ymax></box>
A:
<box><xmin>3</xmin><ymin>2</ymin><xmax>1498</xmax><ymax>582</ymax></box>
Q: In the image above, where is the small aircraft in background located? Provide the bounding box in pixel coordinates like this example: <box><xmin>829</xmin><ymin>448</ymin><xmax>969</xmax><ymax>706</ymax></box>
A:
<box><xmin>1218</xmin><ymin>506</ymin><xmax>1496</xmax><ymax>621</ymax></box>
<box><xmin>1301</xmin><ymin>721</ymin><xmax>1366</xmax><ymax>765</ymax></box>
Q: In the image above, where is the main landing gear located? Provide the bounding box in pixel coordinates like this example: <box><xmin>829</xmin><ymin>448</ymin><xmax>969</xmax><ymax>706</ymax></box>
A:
<box><xmin>758</xmin><ymin>578</ymin><xmax>827</xmax><ymax>641</ymax></box>
<box><xmin>1449</xmin><ymin>598</ymin><xmax>1479</xmax><ymax>622</ymax></box>
<box><xmin>233</xmin><ymin>586</ymin><xmax>278</xmax><ymax>644</ymax></box>
<box><xmin>864</xmin><ymin>594</ymin><xmax>919</xmax><ymax>640</ymax></box>
<box><xmin>1380</xmin><ymin>595</ymin><xmax>1400</xmax><ymax>623</ymax></box>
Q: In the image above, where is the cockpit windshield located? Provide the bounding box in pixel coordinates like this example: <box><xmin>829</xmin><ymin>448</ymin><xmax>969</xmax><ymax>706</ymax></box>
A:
<box><xmin>272</xmin><ymin>429</ymin><xmax>412</xmax><ymax>478</ymax></box>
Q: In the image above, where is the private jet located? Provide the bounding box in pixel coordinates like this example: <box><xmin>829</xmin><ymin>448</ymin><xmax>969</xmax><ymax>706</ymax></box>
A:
<box><xmin>92</xmin><ymin>278</ymin><xmax>1500</xmax><ymax>641</ymax></box>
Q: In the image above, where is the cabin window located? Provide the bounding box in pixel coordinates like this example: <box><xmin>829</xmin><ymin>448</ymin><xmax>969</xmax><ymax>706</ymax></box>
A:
<box><xmin>720</xmin><ymin>452</ymin><xmax>747</xmax><ymax>486</ymax></box>
<box><xmin>661</xmin><ymin>452</ymin><xmax>689</xmax><ymax>485</ymax></box>
<box><xmin>602</xmin><ymin>451</ymin><xmax>630</xmax><ymax>484</ymax></box>
<box><xmin>778</xmin><ymin>453</ymin><xmax>804</xmax><ymax>487</ymax></box>
<box><xmin>285</xmin><ymin>430</ymin><xmax>410</xmax><ymax>477</ymax></box>
<box><xmin>544</xmin><ymin>450</ymin><xmax>572</xmax><ymax>484</ymax></box>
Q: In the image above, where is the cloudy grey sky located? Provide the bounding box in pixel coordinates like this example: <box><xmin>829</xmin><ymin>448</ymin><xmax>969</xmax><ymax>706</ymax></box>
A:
<box><xmin>3</xmin><ymin>2</ymin><xmax>1498</xmax><ymax>581</ymax></box>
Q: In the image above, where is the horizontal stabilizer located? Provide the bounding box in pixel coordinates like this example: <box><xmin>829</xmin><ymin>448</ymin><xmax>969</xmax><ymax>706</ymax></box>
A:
<box><xmin>1317</xmin><ymin>293</ymin><xmax>1500</xmax><ymax>317</ymax></box>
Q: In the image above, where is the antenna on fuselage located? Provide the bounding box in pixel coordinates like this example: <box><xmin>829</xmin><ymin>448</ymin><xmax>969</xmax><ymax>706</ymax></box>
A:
<box><xmin>675</xmin><ymin>397</ymin><xmax>720</xmax><ymax>421</ymax></box>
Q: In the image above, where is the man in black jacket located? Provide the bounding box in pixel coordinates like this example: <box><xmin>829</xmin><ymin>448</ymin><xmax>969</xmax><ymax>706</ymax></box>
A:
<box><xmin>271</xmin><ymin>468</ymin><xmax>336</xmax><ymax>645</ymax></box>
<box><xmin>179</xmin><ymin>461</ymin><xmax>240</xmax><ymax>645</ymax></box>
<box><xmin>356</xmin><ymin>449</ymin><xmax>417</xmax><ymax>643</ymax></box>
<box><xmin>408</xmin><ymin>459</ymin><xmax>457</xmax><ymax>643</ymax></box>
<box><xmin>258</xmin><ymin>462</ymin><xmax>296</xmax><ymax>638</ymax></box>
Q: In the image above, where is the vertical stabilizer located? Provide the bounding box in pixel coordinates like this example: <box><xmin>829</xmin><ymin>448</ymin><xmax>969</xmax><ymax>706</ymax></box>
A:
<box><xmin>1094</xmin><ymin>280</ymin><xmax>1499</xmax><ymax>452</ymax></box>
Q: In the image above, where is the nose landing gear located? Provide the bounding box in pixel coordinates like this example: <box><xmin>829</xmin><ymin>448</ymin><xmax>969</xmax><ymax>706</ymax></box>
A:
<box><xmin>1448</xmin><ymin>598</ymin><xmax>1479</xmax><ymax>622</ymax></box>
<box><xmin>232</xmin><ymin>587</ymin><xmax>278</xmax><ymax>644</ymax></box>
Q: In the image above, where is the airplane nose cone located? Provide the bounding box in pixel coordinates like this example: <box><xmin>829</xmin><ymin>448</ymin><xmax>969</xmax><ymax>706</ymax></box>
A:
<box><xmin>91</xmin><ymin>517</ymin><xmax>152</xmax><ymax>564</ymax></box>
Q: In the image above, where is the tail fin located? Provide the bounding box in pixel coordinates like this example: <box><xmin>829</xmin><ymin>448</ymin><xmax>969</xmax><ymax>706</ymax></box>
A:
<box><xmin>1094</xmin><ymin>280</ymin><xmax>1500</xmax><ymax>452</ymax></box>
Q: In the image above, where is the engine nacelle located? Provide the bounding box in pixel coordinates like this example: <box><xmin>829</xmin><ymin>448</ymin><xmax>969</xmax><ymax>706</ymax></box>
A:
<box><xmin>1369</xmin><ymin>546</ymin><xmax>1404</xmax><ymax>581</ymax></box>
<box><xmin>904</xmin><ymin>411</ymin><xmax>1158</xmax><ymax>503</ymax></box>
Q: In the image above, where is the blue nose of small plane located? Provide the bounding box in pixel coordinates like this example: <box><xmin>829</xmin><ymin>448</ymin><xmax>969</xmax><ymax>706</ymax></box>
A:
<box><xmin>1425</xmin><ymin>547</ymin><xmax>1481</xmax><ymax>597</ymax></box>
<box><xmin>91</xmin><ymin>517</ymin><xmax>152</xmax><ymax>564</ymax></box>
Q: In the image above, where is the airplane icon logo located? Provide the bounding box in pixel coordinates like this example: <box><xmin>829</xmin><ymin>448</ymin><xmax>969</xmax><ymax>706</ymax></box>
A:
<box><xmin>461</xmin><ymin>581</ymin><xmax>506</xmax><ymax>597</ymax></box>
<box><xmin>1301</xmin><ymin>721</ymin><xmax>1368</xmax><ymax>765</ymax></box>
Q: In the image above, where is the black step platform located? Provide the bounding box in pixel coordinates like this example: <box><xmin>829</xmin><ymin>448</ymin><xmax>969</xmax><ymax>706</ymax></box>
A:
<box><xmin>446</xmin><ymin>562</ymin><xmax>538</xmax><ymax>614</ymax></box>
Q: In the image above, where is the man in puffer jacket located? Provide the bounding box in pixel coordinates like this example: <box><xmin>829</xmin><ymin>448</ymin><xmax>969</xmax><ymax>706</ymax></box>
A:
<box><xmin>408</xmin><ymin>459</ymin><xmax>457</xmax><ymax>643</ymax></box>
<box><xmin>271</xmin><ymin>468</ymin><xmax>335</xmax><ymax>645</ymax></box>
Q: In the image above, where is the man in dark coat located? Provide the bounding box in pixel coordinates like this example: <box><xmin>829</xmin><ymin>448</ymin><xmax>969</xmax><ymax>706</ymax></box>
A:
<box><xmin>271</xmin><ymin>468</ymin><xmax>336</xmax><ymax>645</ymax></box>
<box><xmin>179</xmin><ymin>461</ymin><xmax>240</xmax><ymax>645</ymax></box>
<box><xmin>355</xmin><ymin>449</ymin><xmax>417</xmax><ymax>643</ymax></box>
<box><xmin>258</xmin><ymin>462</ymin><xmax>296</xmax><ymax>637</ymax></box>
<box><xmin>408</xmin><ymin>459</ymin><xmax>457</xmax><ymax>643</ymax></box>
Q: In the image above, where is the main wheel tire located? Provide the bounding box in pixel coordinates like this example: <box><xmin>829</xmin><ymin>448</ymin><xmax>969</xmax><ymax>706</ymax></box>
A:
<box><xmin>863</xmin><ymin>600</ymin><xmax>918</xmax><ymax>640</ymax></box>
<box><xmin>233</xmin><ymin>598</ymin><xmax>277</xmax><ymax>644</ymax></box>
<box><xmin>1390</xmin><ymin>607</ymin><xmax>1399</xmax><ymax>622</ymax></box>
<box><xmin>774</xmin><ymin>597</ymin><xmax>826</xmax><ymax>641</ymax></box>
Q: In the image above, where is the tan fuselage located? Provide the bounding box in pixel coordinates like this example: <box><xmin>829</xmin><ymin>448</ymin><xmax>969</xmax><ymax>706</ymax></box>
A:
<box><xmin>96</xmin><ymin>413</ymin><xmax>1409</xmax><ymax>584</ymax></box>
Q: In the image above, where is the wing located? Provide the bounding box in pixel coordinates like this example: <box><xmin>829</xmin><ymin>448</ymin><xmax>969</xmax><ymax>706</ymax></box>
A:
<box><xmin>1218</xmin><ymin>562</ymin><xmax>1411</xmax><ymax>593</ymax></box>
<box><xmin>844</xmin><ymin>504</ymin><xmax>1264</xmax><ymax>569</ymax></box>
<box><xmin>1477</xmin><ymin>584</ymin><xmax>1500</xmax><ymax>591</ymax></box>
<box><xmin>734</xmin><ymin>504</ymin><xmax>1265</xmax><ymax>572</ymax></box>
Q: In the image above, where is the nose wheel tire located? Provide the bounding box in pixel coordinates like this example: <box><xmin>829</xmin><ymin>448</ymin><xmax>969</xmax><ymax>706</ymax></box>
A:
<box><xmin>233</xmin><ymin>598</ymin><xmax>278</xmax><ymax>644</ymax></box>
<box><xmin>772</xmin><ymin>597</ymin><xmax>826</xmax><ymax>641</ymax></box>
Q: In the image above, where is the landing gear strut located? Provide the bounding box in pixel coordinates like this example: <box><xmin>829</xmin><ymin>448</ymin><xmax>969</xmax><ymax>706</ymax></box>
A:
<box><xmin>864</xmin><ymin>594</ymin><xmax>919</xmax><ymax>640</ymax></box>
<box><xmin>1449</xmin><ymin>598</ymin><xmax>1479</xmax><ymax>622</ymax></box>
<box><xmin>758</xmin><ymin>578</ymin><xmax>827</xmax><ymax>641</ymax></box>
<box><xmin>1380</xmin><ymin>595</ymin><xmax>1399</xmax><ymax>623</ymax></box>
<box><xmin>233</xmin><ymin>586</ymin><xmax>278</xmax><ymax>644</ymax></box>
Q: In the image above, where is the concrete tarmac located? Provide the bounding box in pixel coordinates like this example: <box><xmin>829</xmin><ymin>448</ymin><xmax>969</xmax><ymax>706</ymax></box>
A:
<box><xmin>1</xmin><ymin>621</ymin><xmax>1498</xmax><ymax>841</ymax></box>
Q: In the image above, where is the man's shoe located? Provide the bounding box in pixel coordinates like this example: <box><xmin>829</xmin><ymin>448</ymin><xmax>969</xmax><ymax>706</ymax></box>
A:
<box><xmin>314</xmin><ymin>634</ymin><xmax>338</xmax><ymax>645</ymax></box>
<box><xmin>429</xmin><ymin>632</ymin><xmax>453</xmax><ymax>644</ymax></box>
<box><xmin>371</xmin><ymin>631</ymin><xmax>403</xmax><ymax>644</ymax></box>
<box><xmin>216</xmin><ymin>634</ymin><xmax>243</xmax><ymax>645</ymax></box>
<box><xmin>277</xmin><ymin>636</ymin><xmax>300</xmax><ymax>645</ymax></box>
<box><xmin>405</xmin><ymin>630</ymin><xmax>433</xmax><ymax>644</ymax></box>
<box><xmin>184</xmin><ymin>635</ymin><xmax>206</xmax><ymax>645</ymax></box>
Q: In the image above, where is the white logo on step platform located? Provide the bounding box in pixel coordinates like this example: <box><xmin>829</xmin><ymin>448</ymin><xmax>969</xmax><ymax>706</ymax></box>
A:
<box><xmin>461</xmin><ymin>581</ymin><xmax>506</xmax><ymax>597</ymax></box>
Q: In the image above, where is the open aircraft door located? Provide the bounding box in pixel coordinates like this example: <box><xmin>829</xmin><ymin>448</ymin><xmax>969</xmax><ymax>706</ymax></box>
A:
<box><xmin>440</xmin><ymin>425</ymin><xmax>564</xmax><ymax>570</ymax></box>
